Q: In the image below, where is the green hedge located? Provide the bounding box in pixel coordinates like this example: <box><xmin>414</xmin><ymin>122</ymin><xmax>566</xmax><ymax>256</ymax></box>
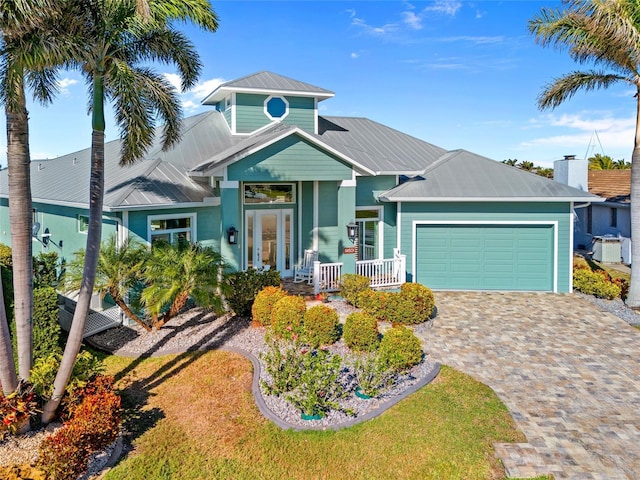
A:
<box><xmin>226</xmin><ymin>268</ymin><xmax>281</xmax><ymax>317</ymax></box>
<box><xmin>573</xmin><ymin>267</ymin><xmax>621</xmax><ymax>299</ymax></box>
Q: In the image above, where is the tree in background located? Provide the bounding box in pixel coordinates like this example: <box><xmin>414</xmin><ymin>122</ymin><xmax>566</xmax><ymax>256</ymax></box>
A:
<box><xmin>588</xmin><ymin>153</ymin><xmax>631</xmax><ymax>170</ymax></box>
<box><xmin>529</xmin><ymin>0</ymin><xmax>640</xmax><ymax>307</ymax></box>
<box><xmin>502</xmin><ymin>159</ymin><xmax>554</xmax><ymax>178</ymax></box>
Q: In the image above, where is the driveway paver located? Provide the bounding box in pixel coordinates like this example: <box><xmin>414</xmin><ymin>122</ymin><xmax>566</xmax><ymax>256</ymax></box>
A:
<box><xmin>420</xmin><ymin>292</ymin><xmax>640</xmax><ymax>479</ymax></box>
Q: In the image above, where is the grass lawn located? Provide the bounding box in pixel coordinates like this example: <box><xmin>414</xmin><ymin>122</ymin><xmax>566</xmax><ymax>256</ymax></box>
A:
<box><xmin>100</xmin><ymin>349</ymin><xmax>550</xmax><ymax>480</ymax></box>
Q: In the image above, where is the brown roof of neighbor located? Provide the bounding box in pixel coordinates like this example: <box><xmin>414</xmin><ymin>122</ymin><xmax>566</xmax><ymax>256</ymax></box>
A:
<box><xmin>588</xmin><ymin>170</ymin><xmax>631</xmax><ymax>203</ymax></box>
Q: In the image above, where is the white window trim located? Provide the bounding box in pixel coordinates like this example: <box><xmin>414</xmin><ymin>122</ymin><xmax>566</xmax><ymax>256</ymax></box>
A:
<box><xmin>78</xmin><ymin>214</ymin><xmax>89</xmax><ymax>234</ymax></box>
<box><xmin>264</xmin><ymin>95</ymin><xmax>289</xmax><ymax>121</ymax></box>
<box><xmin>147</xmin><ymin>213</ymin><xmax>197</xmax><ymax>246</ymax></box>
<box><xmin>411</xmin><ymin>220</ymin><xmax>559</xmax><ymax>293</ymax></box>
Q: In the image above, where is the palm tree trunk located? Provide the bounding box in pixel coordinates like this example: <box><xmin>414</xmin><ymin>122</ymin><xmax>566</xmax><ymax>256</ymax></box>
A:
<box><xmin>626</xmin><ymin>87</ymin><xmax>640</xmax><ymax>307</ymax></box>
<box><xmin>0</xmin><ymin>270</ymin><xmax>18</xmax><ymax>394</ymax></box>
<box><xmin>110</xmin><ymin>289</ymin><xmax>152</xmax><ymax>332</ymax></box>
<box><xmin>7</xmin><ymin>76</ymin><xmax>33</xmax><ymax>380</ymax></box>
<box><xmin>42</xmin><ymin>75</ymin><xmax>106</xmax><ymax>423</ymax></box>
<box><xmin>153</xmin><ymin>291</ymin><xmax>189</xmax><ymax>330</ymax></box>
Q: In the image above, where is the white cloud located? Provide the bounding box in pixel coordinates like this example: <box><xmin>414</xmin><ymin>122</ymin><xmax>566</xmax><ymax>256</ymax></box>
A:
<box><xmin>162</xmin><ymin>75</ymin><xmax>226</xmax><ymax>113</ymax></box>
<box><xmin>475</xmin><ymin>9</ymin><xmax>486</xmax><ymax>19</ymax></box>
<box><xmin>424</xmin><ymin>0</ymin><xmax>462</xmax><ymax>16</ymax></box>
<box><xmin>351</xmin><ymin>52</ymin><xmax>360</xmax><ymax>59</ymax></box>
<box><xmin>57</xmin><ymin>77</ymin><xmax>78</xmax><ymax>95</ymax></box>
<box><xmin>351</xmin><ymin>15</ymin><xmax>398</xmax><ymax>36</ymax></box>
<box><xmin>402</xmin><ymin>11</ymin><xmax>423</xmax><ymax>30</ymax></box>
<box><xmin>438</xmin><ymin>35</ymin><xmax>504</xmax><ymax>45</ymax></box>
<box><xmin>521</xmin><ymin>112</ymin><xmax>635</xmax><ymax>156</ymax></box>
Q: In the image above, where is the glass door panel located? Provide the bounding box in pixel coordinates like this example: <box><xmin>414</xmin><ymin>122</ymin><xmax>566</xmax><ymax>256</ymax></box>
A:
<box><xmin>245</xmin><ymin>209</ymin><xmax>293</xmax><ymax>276</ymax></box>
<box><xmin>260</xmin><ymin>213</ymin><xmax>277</xmax><ymax>270</ymax></box>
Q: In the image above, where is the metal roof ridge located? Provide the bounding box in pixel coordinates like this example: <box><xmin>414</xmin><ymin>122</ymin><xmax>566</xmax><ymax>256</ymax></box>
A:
<box><xmin>107</xmin><ymin>158</ymin><xmax>163</xmax><ymax>208</ymax></box>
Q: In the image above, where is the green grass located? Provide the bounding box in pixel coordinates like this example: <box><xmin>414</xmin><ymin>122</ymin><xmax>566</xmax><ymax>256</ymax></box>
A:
<box><xmin>100</xmin><ymin>350</ymin><xmax>548</xmax><ymax>480</ymax></box>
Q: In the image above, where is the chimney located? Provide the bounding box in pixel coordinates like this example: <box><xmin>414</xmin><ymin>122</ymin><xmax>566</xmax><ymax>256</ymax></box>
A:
<box><xmin>553</xmin><ymin>154</ymin><xmax>588</xmax><ymax>191</ymax></box>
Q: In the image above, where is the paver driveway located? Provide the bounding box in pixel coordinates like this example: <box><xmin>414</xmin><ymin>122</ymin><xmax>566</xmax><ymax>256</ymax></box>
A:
<box><xmin>422</xmin><ymin>292</ymin><xmax>640</xmax><ymax>480</ymax></box>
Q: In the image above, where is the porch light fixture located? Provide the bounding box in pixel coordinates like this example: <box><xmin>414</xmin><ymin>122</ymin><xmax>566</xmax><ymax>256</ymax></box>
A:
<box><xmin>227</xmin><ymin>225</ymin><xmax>238</xmax><ymax>245</ymax></box>
<box><xmin>346</xmin><ymin>222</ymin><xmax>358</xmax><ymax>243</ymax></box>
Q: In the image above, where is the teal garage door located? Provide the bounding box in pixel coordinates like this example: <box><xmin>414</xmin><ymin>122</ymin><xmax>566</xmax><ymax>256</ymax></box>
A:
<box><xmin>415</xmin><ymin>224</ymin><xmax>554</xmax><ymax>291</ymax></box>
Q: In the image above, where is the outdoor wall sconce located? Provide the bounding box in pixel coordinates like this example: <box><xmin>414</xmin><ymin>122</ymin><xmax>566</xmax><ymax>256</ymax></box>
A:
<box><xmin>42</xmin><ymin>227</ymin><xmax>51</xmax><ymax>247</ymax></box>
<box><xmin>227</xmin><ymin>225</ymin><xmax>238</xmax><ymax>245</ymax></box>
<box><xmin>346</xmin><ymin>222</ymin><xmax>358</xmax><ymax>243</ymax></box>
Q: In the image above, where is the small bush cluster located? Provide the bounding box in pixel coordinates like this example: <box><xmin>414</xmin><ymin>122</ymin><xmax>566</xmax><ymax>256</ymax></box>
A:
<box><xmin>377</xmin><ymin>326</ymin><xmax>423</xmax><ymax>372</ymax></box>
<box><xmin>270</xmin><ymin>295</ymin><xmax>306</xmax><ymax>340</ymax></box>
<box><xmin>30</xmin><ymin>350</ymin><xmax>104</xmax><ymax>401</ymax></box>
<box><xmin>343</xmin><ymin>312</ymin><xmax>380</xmax><ymax>352</ymax></box>
<box><xmin>33</xmin><ymin>251</ymin><xmax>60</xmax><ymax>288</ymax></box>
<box><xmin>303</xmin><ymin>305</ymin><xmax>340</xmax><ymax>347</ymax></box>
<box><xmin>360</xmin><ymin>283</ymin><xmax>435</xmax><ymax>325</ymax></box>
<box><xmin>573</xmin><ymin>265</ymin><xmax>623</xmax><ymax>300</ymax></box>
<box><xmin>0</xmin><ymin>380</ymin><xmax>38</xmax><ymax>435</ymax></box>
<box><xmin>0</xmin><ymin>243</ymin><xmax>12</xmax><ymax>268</ymax></box>
<box><xmin>32</xmin><ymin>287</ymin><xmax>62</xmax><ymax>361</ymax></box>
<box><xmin>37</xmin><ymin>375</ymin><xmax>121</xmax><ymax>480</ymax></box>
<box><xmin>350</xmin><ymin>351</ymin><xmax>396</xmax><ymax>398</ymax></box>
<box><xmin>226</xmin><ymin>268</ymin><xmax>281</xmax><ymax>317</ymax></box>
<box><xmin>251</xmin><ymin>286</ymin><xmax>287</xmax><ymax>326</ymax></box>
<box><xmin>340</xmin><ymin>274</ymin><xmax>371</xmax><ymax>307</ymax></box>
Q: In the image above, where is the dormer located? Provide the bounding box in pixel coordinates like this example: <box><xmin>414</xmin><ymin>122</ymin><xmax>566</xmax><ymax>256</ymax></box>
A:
<box><xmin>201</xmin><ymin>71</ymin><xmax>334</xmax><ymax>135</ymax></box>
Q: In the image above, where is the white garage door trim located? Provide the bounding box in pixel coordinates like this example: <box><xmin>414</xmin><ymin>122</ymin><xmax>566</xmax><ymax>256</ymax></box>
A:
<box><xmin>412</xmin><ymin>220</ymin><xmax>558</xmax><ymax>293</ymax></box>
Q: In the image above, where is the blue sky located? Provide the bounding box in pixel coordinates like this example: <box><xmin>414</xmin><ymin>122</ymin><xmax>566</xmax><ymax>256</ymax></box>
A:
<box><xmin>3</xmin><ymin>0</ymin><xmax>637</xmax><ymax>169</ymax></box>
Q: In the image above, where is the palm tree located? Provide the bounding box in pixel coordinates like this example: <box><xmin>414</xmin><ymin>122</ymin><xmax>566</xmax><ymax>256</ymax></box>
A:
<box><xmin>518</xmin><ymin>160</ymin><xmax>535</xmax><ymax>171</ymax></box>
<box><xmin>588</xmin><ymin>153</ymin><xmax>616</xmax><ymax>170</ymax></box>
<box><xmin>141</xmin><ymin>243</ymin><xmax>226</xmax><ymax>330</ymax></box>
<box><xmin>502</xmin><ymin>158</ymin><xmax>518</xmax><ymax>166</ymax></box>
<box><xmin>41</xmin><ymin>0</ymin><xmax>218</xmax><ymax>423</ymax></box>
<box><xmin>65</xmin><ymin>235</ymin><xmax>152</xmax><ymax>331</ymax></box>
<box><xmin>0</xmin><ymin>0</ymin><xmax>65</xmax><ymax>382</ymax></box>
<box><xmin>0</xmin><ymin>272</ymin><xmax>17</xmax><ymax>394</ymax></box>
<box><xmin>529</xmin><ymin>0</ymin><xmax>640</xmax><ymax>307</ymax></box>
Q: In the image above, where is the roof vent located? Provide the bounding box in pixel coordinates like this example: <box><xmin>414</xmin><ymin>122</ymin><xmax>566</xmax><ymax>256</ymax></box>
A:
<box><xmin>38</xmin><ymin>163</ymin><xmax>44</xmax><ymax>171</ymax></box>
<box><xmin>564</xmin><ymin>154</ymin><xmax>576</xmax><ymax>160</ymax></box>
<box><xmin>73</xmin><ymin>157</ymin><xmax>77</xmax><ymax>165</ymax></box>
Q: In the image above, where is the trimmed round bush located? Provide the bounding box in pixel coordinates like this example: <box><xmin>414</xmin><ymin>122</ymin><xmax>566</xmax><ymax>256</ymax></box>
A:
<box><xmin>270</xmin><ymin>295</ymin><xmax>306</xmax><ymax>340</ymax></box>
<box><xmin>251</xmin><ymin>286</ymin><xmax>287</xmax><ymax>326</ymax></box>
<box><xmin>399</xmin><ymin>283</ymin><xmax>435</xmax><ymax>323</ymax></box>
<box><xmin>303</xmin><ymin>305</ymin><xmax>340</xmax><ymax>347</ymax></box>
<box><xmin>340</xmin><ymin>273</ymin><xmax>371</xmax><ymax>307</ymax></box>
<box><xmin>0</xmin><ymin>243</ymin><xmax>12</xmax><ymax>268</ymax></box>
<box><xmin>377</xmin><ymin>326</ymin><xmax>423</xmax><ymax>372</ymax></box>
<box><xmin>343</xmin><ymin>312</ymin><xmax>380</xmax><ymax>352</ymax></box>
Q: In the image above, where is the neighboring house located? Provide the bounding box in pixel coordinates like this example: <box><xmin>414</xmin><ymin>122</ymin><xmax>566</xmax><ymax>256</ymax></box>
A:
<box><xmin>0</xmin><ymin>71</ymin><xmax>598</xmax><ymax>293</ymax></box>
<box><xmin>554</xmin><ymin>155</ymin><xmax>629</xmax><ymax>263</ymax></box>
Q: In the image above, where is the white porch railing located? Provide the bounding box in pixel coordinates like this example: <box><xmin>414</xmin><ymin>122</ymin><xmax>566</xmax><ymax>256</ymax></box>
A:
<box><xmin>313</xmin><ymin>261</ymin><xmax>343</xmax><ymax>294</ymax></box>
<box><xmin>313</xmin><ymin>249</ymin><xmax>407</xmax><ymax>294</ymax></box>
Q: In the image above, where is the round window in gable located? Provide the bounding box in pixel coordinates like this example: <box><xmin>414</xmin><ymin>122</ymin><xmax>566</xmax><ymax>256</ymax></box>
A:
<box><xmin>264</xmin><ymin>96</ymin><xmax>289</xmax><ymax>120</ymax></box>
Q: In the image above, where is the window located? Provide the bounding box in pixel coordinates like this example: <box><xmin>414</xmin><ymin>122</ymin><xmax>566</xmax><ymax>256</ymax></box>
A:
<box><xmin>244</xmin><ymin>184</ymin><xmax>295</xmax><ymax>204</ymax></box>
<box><xmin>148</xmin><ymin>214</ymin><xmax>195</xmax><ymax>246</ymax></box>
<box><xmin>78</xmin><ymin>214</ymin><xmax>89</xmax><ymax>233</ymax></box>
<box><xmin>264</xmin><ymin>95</ymin><xmax>289</xmax><ymax>120</ymax></box>
<box><xmin>356</xmin><ymin>208</ymin><xmax>382</xmax><ymax>260</ymax></box>
<box><xmin>610</xmin><ymin>208</ymin><xmax>618</xmax><ymax>228</ymax></box>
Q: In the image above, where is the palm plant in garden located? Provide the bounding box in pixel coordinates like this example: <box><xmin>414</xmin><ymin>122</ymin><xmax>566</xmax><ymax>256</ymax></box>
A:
<box><xmin>529</xmin><ymin>0</ymin><xmax>640</xmax><ymax>306</ymax></box>
<box><xmin>141</xmin><ymin>243</ymin><xmax>225</xmax><ymax>330</ymax></box>
<box><xmin>66</xmin><ymin>235</ymin><xmax>152</xmax><ymax>331</ymax></box>
<box><xmin>42</xmin><ymin>0</ymin><xmax>218</xmax><ymax>423</ymax></box>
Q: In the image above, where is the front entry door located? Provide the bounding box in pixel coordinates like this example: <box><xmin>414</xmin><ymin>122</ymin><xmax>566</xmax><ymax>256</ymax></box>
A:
<box><xmin>246</xmin><ymin>209</ymin><xmax>293</xmax><ymax>277</ymax></box>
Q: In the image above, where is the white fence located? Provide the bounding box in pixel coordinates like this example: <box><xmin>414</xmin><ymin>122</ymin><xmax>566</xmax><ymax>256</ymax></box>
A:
<box><xmin>313</xmin><ymin>250</ymin><xmax>407</xmax><ymax>294</ymax></box>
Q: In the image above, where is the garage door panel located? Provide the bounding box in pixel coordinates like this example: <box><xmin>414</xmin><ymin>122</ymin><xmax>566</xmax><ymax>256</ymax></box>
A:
<box><xmin>416</xmin><ymin>224</ymin><xmax>553</xmax><ymax>291</ymax></box>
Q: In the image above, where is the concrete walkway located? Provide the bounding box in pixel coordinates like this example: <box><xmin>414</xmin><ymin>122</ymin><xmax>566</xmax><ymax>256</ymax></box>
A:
<box><xmin>421</xmin><ymin>292</ymin><xmax>640</xmax><ymax>480</ymax></box>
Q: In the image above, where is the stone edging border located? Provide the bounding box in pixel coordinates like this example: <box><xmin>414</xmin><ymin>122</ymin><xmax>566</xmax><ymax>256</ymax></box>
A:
<box><xmin>222</xmin><ymin>346</ymin><xmax>441</xmax><ymax>431</ymax></box>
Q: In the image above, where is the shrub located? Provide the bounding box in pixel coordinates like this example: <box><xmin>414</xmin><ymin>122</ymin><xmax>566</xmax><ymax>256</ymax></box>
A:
<box><xmin>350</xmin><ymin>351</ymin><xmax>396</xmax><ymax>398</ymax></box>
<box><xmin>226</xmin><ymin>268</ymin><xmax>281</xmax><ymax>317</ymax></box>
<box><xmin>30</xmin><ymin>350</ymin><xmax>104</xmax><ymax>402</ymax></box>
<box><xmin>377</xmin><ymin>326</ymin><xmax>423</xmax><ymax>373</ymax></box>
<box><xmin>33</xmin><ymin>287</ymin><xmax>62</xmax><ymax>361</ymax></box>
<box><xmin>0</xmin><ymin>380</ymin><xmax>38</xmax><ymax>435</ymax></box>
<box><xmin>303</xmin><ymin>305</ymin><xmax>340</xmax><ymax>348</ymax></box>
<box><xmin>37</xmin><ymin>376</ymin><xmax>121</xmax><ymax>480</ymax></box>
<box><xmin>260</xmin><ymin>337</ymin><xmax>306</xmax><ymax>395</ymax></box>
<box><xmin>343</xmin><ymin>312</ymin><xmax>380</xmax><ymax>352</ymax></box>
<box><xmin>251</xmin><ymin>286</ymin><xmax>287</xmax><ymax>326</ymax></box>
<box><xmin>573</xmin><ymin>267</ymin><xmax>622</xmax><ymax>300</ymax></box>
<box><xmin>33</xmin><ymin>251</ymin><xmax>60</xmax><ymax>288</ymax></box>
<box><xmin>361</xmin><ymin>284</ymin><xmax>435</xmax><ymax>325</ymax></box>
<box><xmin>340</xmin><ymin>274</ymin><xmax>371</xmax><ymax>307</ymax></box>
<box><xmin>270</xmin><ymin>295</ymin><xmax>306</xmax><ymax>340</ymax></box>
<box><xmin>0</xmin><ymin>243</ymin><xmax>12</xmax><ymax>268</ymax></box>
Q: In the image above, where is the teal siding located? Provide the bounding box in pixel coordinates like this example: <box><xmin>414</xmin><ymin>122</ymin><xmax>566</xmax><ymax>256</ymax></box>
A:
<box><xmin>235</xmin><ymin>93</ymin><xmax>316</xmax><ymax>134</ymax></box>
<box><xmin>223</xmin><ymin>107</ymin><xmax>231</xmax><ymax>128</ymax></box>
<box><xmin>301</xmin><ymin>182</ymin><xmax>314</xmax><ymax>254</ymax></box>
<box><xmin>383</xmin><ymin>203</ymin><xmax>397</xmax><ymax>259</ymax></box>
<box><xmin>127</xmin><ymin>206</ymin><xmax>220</xmax><ymax>247</ymax></box>
<box><xmin>236</xmin><ymin>93</ymin><xmax>268</xmax><ymax>133</ymax></box>
<box><xmin>227</xmin><ymin>136</ymin><xmax>352</xmax><ymax>182</ymax></box>
<box><xmin>337</xmin><ymin>182</ymin><xmax>357</xmax><ymax>273</ymax></box>
<box><xmin>356</xmin><ymin>176</ymin><xmax>398</xmax><ymax>258</ymax></box>
<box><xmin>317</xmin><ymin>182</ymin><xmax>339</xmax><ymax>263</ymax></box>
<box><xmin>220</xmin><ymin>188</ymin><xmax>240</xmax><ymax>270</ymax></box>
<box><xmin>399</xmin><ymin>202</ymin><xmax>572</xmax><ymax>292</ymax></box>
<box><xmin>416</xmin><ymin>224</ymin><xmax>553</xmax><ymax>291</ymax></box>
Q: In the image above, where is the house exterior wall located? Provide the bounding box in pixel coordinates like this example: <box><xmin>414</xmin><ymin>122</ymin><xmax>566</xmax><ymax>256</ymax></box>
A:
<box><xmin>0</xmin><ymin>199</ymin><xmax>119</xmax><ymax>264</ymax></box>
<box><xmin>235</xmin><ymin>93</ymin><xmax>315</xmax><ymax>134</ymax></box>
<box><xmin>398</xmin><ymin>201</ymin><xmax>573</xmax><ymax>292</ymax></box>
<box><xmin>356</xmin><ymin>176</ymin><xmax>397</xmax><ymax>258</ymax></box>
<box><xmin>227</xmin><ymin>136</ymin><xmax>352</xmax><ymax>182</ymax></box>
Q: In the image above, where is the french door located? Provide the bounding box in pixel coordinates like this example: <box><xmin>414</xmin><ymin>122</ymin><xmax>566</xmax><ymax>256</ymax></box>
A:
<box><xmin>245</xmin><ymin>209</ymin><xmax>293</xmax><ymax>277</ymax></box>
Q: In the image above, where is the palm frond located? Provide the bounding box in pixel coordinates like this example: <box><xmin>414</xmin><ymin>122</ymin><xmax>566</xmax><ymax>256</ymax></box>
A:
<box><xmin>538</xmin><ymin>70</ymin><xmax>627</xmax><ymax>110</ymax></box>
<box><xmin>147</xmin><ymin>0</ymin><xmax>218</xmax><ymax>32</ymax></box>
